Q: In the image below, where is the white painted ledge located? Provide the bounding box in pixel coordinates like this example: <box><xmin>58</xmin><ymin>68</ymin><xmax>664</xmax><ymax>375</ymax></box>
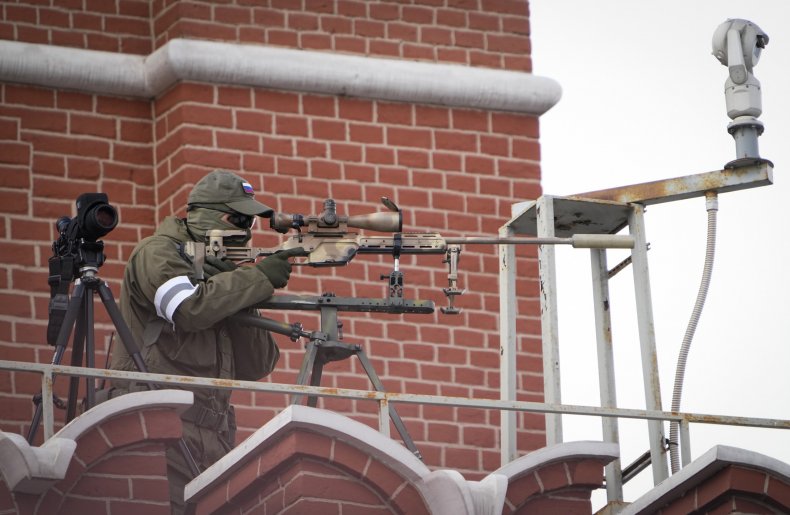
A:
<box><xmin>621</xmin><ymin>445</ymin><xmax>790</xmax><ymax>515</ymax></box>
<box><xmin>0</xmin><ymin>390</ymin><xmax>192</xmax><ymax>495</ymax></box>
<box><xmin>0</xmin><ymin>38</ymin><xmax>562</xmax><ymax>114</ymax></box>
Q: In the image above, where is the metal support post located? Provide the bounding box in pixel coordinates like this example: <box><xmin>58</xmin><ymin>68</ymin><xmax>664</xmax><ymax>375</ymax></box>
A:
<box><xmin>499</xmin><ymin>224</ymin><xmax>518</xmax><ymax>465</ymax></box>
<box><xmin>42</xmin><ymin>370</ymin><xmax>54</xmax><ymax>440</ymax></box>
<box><xmin>628</xmin><ymin>204</ymin><xmax>669</xmax><ymax>484</ymax></box>
<box><xmin>537</xmin><ymin>196</ymin><xmax>563</xmax><ymax>445</ymax></box>
<box><xmin>590</xmin><ymin>248</ymin><xmax>624</xmax><ymax>501</ymax></box>
<box><xmin>679</xmin><ymin>419</ymin><xmax>692</xmax><ymax>467</ymax></box>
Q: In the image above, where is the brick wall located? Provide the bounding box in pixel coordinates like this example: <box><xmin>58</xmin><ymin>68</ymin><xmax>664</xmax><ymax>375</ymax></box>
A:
<box><xmin>0</xmin><ymin>0</ymin><xmax>545</xmax><ymax>479</ymax></box>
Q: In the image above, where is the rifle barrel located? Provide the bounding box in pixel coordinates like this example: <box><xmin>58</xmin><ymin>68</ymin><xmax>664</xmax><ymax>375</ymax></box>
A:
<box><xmin>446</xmin><ymin>234</ymin><xmax>634</xmax><ymax>249</ymax></box>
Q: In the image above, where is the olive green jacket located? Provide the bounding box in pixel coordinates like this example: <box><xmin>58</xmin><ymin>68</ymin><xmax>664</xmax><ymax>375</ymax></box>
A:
<box><xmin>111</xmin><ymin>216</ymin><xmax>279</xmax><ymax>412</ymax></box>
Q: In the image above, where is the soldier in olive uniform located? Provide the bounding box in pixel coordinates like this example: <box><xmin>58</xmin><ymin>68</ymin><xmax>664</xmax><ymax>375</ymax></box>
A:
<box><xmin>109</xmin><ymin>170</ymin><xmax>302</xmax><ymax>513</ymax></box>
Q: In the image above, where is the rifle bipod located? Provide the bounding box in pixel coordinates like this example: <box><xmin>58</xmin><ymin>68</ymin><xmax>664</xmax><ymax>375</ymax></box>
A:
<box><xmin>235</xmin><ymin>293</ymin><xmax>432</xmax><ymax>461</ymax></box>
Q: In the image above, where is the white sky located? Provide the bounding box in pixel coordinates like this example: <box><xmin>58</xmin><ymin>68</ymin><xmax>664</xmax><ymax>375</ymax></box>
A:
<box><xmin>529</xmin><ymin>0</ymin><xmax>790</xmax><ymax>505</ymax></box>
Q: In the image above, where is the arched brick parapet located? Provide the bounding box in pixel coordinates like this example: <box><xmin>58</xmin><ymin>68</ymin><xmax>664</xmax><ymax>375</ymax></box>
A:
<box><xmin>621</xmin><ymin>445</ymin><xmax>790</xmax><ymax>514</ymax></box>
<box><xmin>189</xmin><ymin>431</ymin><xmax>429</xmax><ymax>515</ymax></box>
<box><xmin>0</xmin><ymin>390</ymin><xmax>192</xmax><ymax>515</ymax></box>
<box><xmin>489</xmin><ymin>441</ymin><xmax>619</xmax><ymax>515</ymax></box>
<box><xmin>185</xmin><ymin>405</ymin><xmax>437</xmax><ymax>515</ymax></box>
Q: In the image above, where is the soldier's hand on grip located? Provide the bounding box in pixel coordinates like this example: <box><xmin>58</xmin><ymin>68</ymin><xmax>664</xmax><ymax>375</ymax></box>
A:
<box><xmin>203</xmin><ymin>255</ymin><xmax>237</xmax><ymax>278</ymax></box>
<box><xmin>255</xmin><ymin>247</ymin><xmax>306</xmax><ymax>288</ymax></box>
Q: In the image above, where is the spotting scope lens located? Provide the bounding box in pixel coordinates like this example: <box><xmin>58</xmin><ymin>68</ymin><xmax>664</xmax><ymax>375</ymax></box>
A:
<box><xmin>74</xmin><ymin>193</ymin><xmax>118</xmax><ymax>241</ymax></box>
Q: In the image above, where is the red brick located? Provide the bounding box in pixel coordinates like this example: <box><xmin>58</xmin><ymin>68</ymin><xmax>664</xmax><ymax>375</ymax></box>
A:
<box><xmin>20</xmin><ymin>109</ymin><xmax>68</xmax><ymax>132</ymax></box>
<box><xmin>16</xmin><ymin>25</ymin><xmax>48</xmax><ymax>45</ymax></box>
<box><xmin>74</xmin><ymin>429</ymin><xmax>113</xmax><ymax>466</ymax></box>
<box><xmin>119</xmin><ymin>0</ymin><xmax>151</xmax><ymax>18</ymax></box>
<box><xmin>99</xmin><ymin>412</ymin><xmax>145</xmax><ymax>447</ymax></box>
<box><xmin>175</xmin><ymin>104</ymin><xmax>233</xmax><ymax>128</ymax></box>
<box><xmin>255</xmin><ymin>90</ymin><xmax>300</xmax><ymax>113</ymax></box>
<box><xmin>108</xmin><ymin>500</ymin><xmax>170</xmax><ymax>515</ymax></box>
<box><xmin>330</xmin><ymin>143</ymin><xmax>362</xmax><ymax>162</ymax></box>
<box><xmin>377</xmin><ymin>103</ymin><xmax>413</xmax><ymax>125</ymax></box>
<box><xmin>296</xmin><ymin>140</ymin><xmax>327</xmax><ymax>158</ymax></box>
<box><xmin>90</xmin><ymin>452</ymin><xmax>167</xmax><ymax>476</ymax></box>
<box><xmin>179</xmin><ymin>147</ymin><xmax>241</xmax><ymax>169</ymax></box>
<box><xmin>234</xmin><ymin>110</ymin><xmax>274</xmax><ymax>134</ymax></box>
<box><xmin>386</xmin><ymin>127</ymin><xmax>432</xmax><ymax>148</ymax></box>
<box><xmin>402</xmin><ymin>6</ymin><xmax>433</xmax><ymax>24</ymax></box>
<box><xmin>86</xmin><ymin>33</ymin><xmax>120</xmax><ymax>52</ymax></box>
<box><xmin>140</xmin><ymin>409</ymin><xmax>183</xmax><ymax>440</ymax></box>
<box><xmin>96</xmin><ymin>97</ymin><xmax>150</xmax><ymax>119</ymax></box>
<box><xmin>415</xmin><ymin>106</ymin><xmax>450</xmax><ymax>128</ymax></box>
<box><xmin>766</xmin><ymin>475</ymin><xmax>790</xmax><ymax>508</ymax></box>
<box><xmin>73</xmin><ymin>12</ymin><xmax>103</xmax><ymax>31</ymax></box>
<box><xmin>396</xmin><ymin>149</ymin><xmax>429</xmax><ymax>168</ymax></box>
<box><xmin>0</xmin><ymin>142</ymin><xmax>30</xmax><ymax>165</ymax></box>
<box><xmin>214</xmin><ymin>5</ymin><xmax>252</xmax><ymax>24</ymax></box>
<box><xmin>57</xmin><ymin>91</ymin><xmax>94</xmax><ymax>111</ymax></box>
<box><xmin>0</xmin><ymin>118</ymin><xmax>18</xmax><ymax>139</ymax></box>
<box><xmin>58</xmin><ymin>497</ymin><xmax>109</xmax><ymax>514</ymax></box>
<box><xmin>217</xmin><ymin>131</ymin><xmax>261</xmax><ymax>152</ymax></box>
<box><xmin>274</xmin><ymin>115</ymin><xmax>309</xmax><ymax>137</ymax></box>
<box><xmin>155</xmin><ymin>83</ymin><xmax>215</xmax><ymax>116</ymax></box>
<box><xmin>71</xmin><ymin>475</ymin><xmax>131</xmax><ymax>498</ymax></box>
<box><xmin>435</xmin><ymin>130</ymin><xmax>477</xmax><ymax>151</ymax></box>
<box><xmin>5</xmin><ymin>84</ymin><xmax>55</xmax><ymax>107</ymax></box>
<box><xmin>519</xmin><ymin>496</ymin><xmax>590</xmax><ymax>515</ymax></box>
<box><xmin>0</xmin><ymin>189</ymin><xmax>29</xmax><ymax>214</ymax></box>
<box><xmin>301</xmin><ymin>33</ymin><xmax>332</xmax><ymax>50</ymax></box>
<box><xmin>362</xmin><ymin>459</ymin><xmax>405</xmax><ymax>498</ymax></box>
<box><xmin>312</xmin><ymin>119</ymin><xmax>347</xmax><ymax>141</ymax></box>
<box><xmin>468</xmin><ymin>12</ymin><xmax>500</xmax><ymax>31</ymax></box>
<box><xmin>5</xmin><ymin>4</ymin><xmax>37</xmax><ymax>24</ymax></box>
<box><xmin>120</xmin><ymin>120</ymin><xmax>152</xmax><ymax>143</ymax></box>
<box><xmin>25</xmin><ymin>133</ymin><xmax>110</xmax><ymax>159</ymax></box>
<box><xmin>338</xmin><ymin>98</ymin><xmax>374</xmax><ymax>122</ymax></box>
<box><xmin>0</xmin><ymin>166</ymin><xmax>29</xmax><ymax>188</ymax></box>
<box><xmin>70</xmin><ymin>113</ymin><xmax>117</xmax><ymax>138</ymax></box>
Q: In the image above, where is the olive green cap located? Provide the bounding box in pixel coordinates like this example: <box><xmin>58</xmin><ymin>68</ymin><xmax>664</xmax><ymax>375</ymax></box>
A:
<box><xmin>187</xmin><ymin>170</ymin><xmax>273</xmax><ymax>217</ymax></box>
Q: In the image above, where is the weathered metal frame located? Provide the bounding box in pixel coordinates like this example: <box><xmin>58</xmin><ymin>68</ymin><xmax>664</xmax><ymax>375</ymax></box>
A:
<box><xmin>4</xmin><ymin>359</ymin><xmax>789</xmax><ymax>444</ymax></box>
<box><xmin>499</xmin><ymin>162</ymin><xmax>774</xmax><ymax>494</ymax></box>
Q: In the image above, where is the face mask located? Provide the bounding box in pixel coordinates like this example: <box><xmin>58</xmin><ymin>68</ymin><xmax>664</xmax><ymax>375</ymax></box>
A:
<box><xmin>187</xmin><ymin>207</ymin><xmax>252</xmax><ymax>246</ymax></box>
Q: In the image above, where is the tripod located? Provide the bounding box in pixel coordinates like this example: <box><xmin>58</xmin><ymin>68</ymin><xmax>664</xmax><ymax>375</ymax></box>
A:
<box><xmin>253</xmin><ymin>293</ymin><xmax>433</xmax><ymax>460</ymax></box>
<box><xmin>27</xmin><ymin>265</ymin><xmax>200</xmax><ymax>477</ymax></box>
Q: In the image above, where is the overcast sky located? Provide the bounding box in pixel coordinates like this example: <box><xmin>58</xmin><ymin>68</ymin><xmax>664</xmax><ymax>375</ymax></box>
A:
<box><xmin>529</xmin><ymin>0</ymin><xmax>790</xmax><ymax>505</ymax></box>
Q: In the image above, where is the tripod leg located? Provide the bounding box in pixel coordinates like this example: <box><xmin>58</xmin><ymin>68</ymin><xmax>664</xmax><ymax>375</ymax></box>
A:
<box><xmin>84</xmin><ymin>290</ymin><xmax>96</xmax><ymax>410</ymax></box>
<box><xmin>307</xmin><ymin>353</ymin><xmax>326</xmax><ymax>408</ymax></box>
<box><xmin>291</xmin><ymin>340</ymin><xmax>319</xmax><ymax>406</ymax></box>
<box><xmin>27</xmin><ymin>282</ymin><xmax>87</xmax><ymax>444</ymax></box>
<box><xmin>356</xmin><ymin>350</ymin><xmax>422</xmax><ymax>460</ymax></box>
<box><xmin>65</xmin><ymin>307</ymin><xmax>87</xmax><ymax>422</ymax></box>
<box><xmin>96</xmin><ymin>282</ymin><xmax>153</xmax><ymax>387</ymax></box>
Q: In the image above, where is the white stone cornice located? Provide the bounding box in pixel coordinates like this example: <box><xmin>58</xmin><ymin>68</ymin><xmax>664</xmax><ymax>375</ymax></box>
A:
<box><xmin>0</xmin><ymin>38</ymin><xmax>561</xmax><ymax>114</ymax></box>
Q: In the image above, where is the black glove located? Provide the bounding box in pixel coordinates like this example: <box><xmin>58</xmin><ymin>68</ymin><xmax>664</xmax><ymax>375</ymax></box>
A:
<box><xmin>203</xmin><ymin>255</ymin><xmax>237</xmax><ymax>278</ymax></box>
<box><xmin>255</xmin><ymin>247</ymin><xmax>306</xmax><ymax>288</ymax></box>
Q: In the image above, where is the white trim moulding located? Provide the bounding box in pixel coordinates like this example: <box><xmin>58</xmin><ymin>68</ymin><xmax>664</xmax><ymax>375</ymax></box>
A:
<box><xmin>0</xmin><ymin>38</ymin><xmax>562</xmax><ymax>114</ymax></box>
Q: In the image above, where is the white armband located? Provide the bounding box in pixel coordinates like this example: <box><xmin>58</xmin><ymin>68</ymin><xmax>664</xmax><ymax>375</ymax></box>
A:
<box><xmin>154</xmin><ymin>276</ymin><xmax>198</xmax><ymax>324</ymax></box>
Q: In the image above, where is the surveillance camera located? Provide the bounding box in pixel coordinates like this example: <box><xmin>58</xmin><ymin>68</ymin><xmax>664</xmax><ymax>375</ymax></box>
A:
<box><xmin>711</xmin><ymin>19</ymin><xmax>769</xmax><ymax>84</ymax></box>
<box><xmin>711</xmin><ymin>19</ymin><xmax>769</xmax><ymax>163</ymax></box>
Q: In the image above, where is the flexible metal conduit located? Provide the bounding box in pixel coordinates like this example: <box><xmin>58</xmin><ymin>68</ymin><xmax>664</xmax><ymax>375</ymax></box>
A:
<box><xmin>669</xmin><ymin>191</ymin><xmax>719</xmax><ymax>473</ymax></box>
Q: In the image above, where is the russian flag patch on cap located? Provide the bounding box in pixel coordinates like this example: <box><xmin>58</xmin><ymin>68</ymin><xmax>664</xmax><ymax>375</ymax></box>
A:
<box><xmin>242</xmin><ymin>181</ymin><xmax>255</xmax><ymax>195</ymax></box>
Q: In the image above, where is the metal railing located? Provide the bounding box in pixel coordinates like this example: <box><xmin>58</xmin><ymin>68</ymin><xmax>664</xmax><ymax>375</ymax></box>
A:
<box><xmin>3</xmin><ymin>359</ymin><xmax>788</xmax><ymax>456</ymax></box>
